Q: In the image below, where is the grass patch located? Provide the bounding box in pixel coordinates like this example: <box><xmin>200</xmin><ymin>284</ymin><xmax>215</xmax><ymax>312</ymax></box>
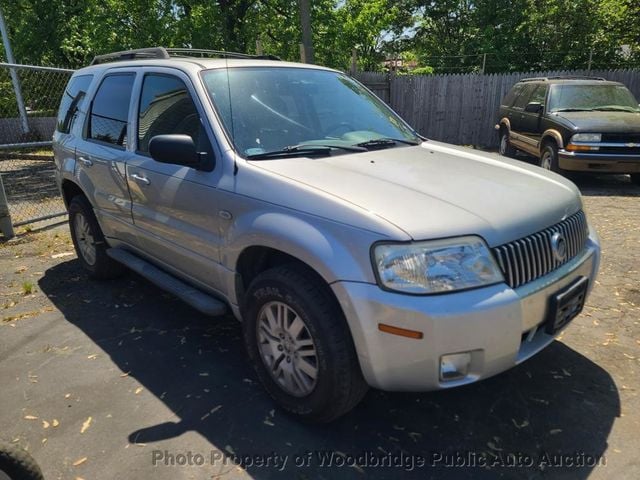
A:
<box><xmin>22</xmin><ymin>281</ymin><xmax>34</xmax><ymax>295</ymax></box>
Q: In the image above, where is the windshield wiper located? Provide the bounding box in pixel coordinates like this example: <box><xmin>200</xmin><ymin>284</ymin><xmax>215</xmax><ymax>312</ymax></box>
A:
<box><xmin>590</xmin><ymin>106</ymin><xmax>639</xmax><ymax>112</ymax></box>
<box><xmin>355</xmin><ymin>137</ymin><xmax>421</xmax><ymax>149</ymax></box>
<box><xmin>246</xmin><ymin>143</ymin><xmax>366</xmax><ymax>160</ymax></box>
<box><xmin>552</xmin><ymin>108</ymin><xmax>595</xmax><ymax>112</ymax></box>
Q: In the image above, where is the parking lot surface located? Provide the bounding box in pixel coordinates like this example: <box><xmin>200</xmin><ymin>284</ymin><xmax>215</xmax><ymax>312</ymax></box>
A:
<box><xmin>1</xmin><ymin>174</ymin><xmax>639</xmax><ymax>480</ymax></box>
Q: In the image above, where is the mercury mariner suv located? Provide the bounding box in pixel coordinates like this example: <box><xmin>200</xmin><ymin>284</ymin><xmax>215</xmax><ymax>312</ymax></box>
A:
<box><xmin>54</xmin><ymin>48</ymin><xmax>601</xmax><ymax>422</ymax></box>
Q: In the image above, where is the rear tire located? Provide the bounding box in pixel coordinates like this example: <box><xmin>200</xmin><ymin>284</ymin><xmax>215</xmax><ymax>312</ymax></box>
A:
<box><xmin>242</xmin><ymin>265</ymin><xmax>368</xmax><ymax>423</ymax></box>
<box><xmin>498</xmin><ymin>129</ymin><xmax>516</xmax><ymax>157</ymax></box>
<box><xmin>631</xmin><ymin>174</ymin><xmax>640</xmax><ymax>186</ymax></box>
<box><xmin>68</xmin><ymin>195</ymin><xmax>124</xmax><ymax>279</ymax></box>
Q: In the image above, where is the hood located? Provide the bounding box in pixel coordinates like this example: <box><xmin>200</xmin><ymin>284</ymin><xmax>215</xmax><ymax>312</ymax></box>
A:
<box><xmin>254</xmin><ymin>142</ymin><xmax>583</xmax><ymax>246</ymax></box>
<box><xmin>553</xmin><ymin>110</ymin><xmax>640</xmax><ymax>133</ymax></box>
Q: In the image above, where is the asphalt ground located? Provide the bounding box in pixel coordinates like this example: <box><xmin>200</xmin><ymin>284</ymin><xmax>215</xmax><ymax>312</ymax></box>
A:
<box><xmin>0</xmin><ymin>173</ymin><xmax>638</xmax><ymax>480</ymax></box>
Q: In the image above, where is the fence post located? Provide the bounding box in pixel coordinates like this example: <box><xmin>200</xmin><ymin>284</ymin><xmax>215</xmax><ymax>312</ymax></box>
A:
<box><xmin>0</xmin><ymin>7</ymin><xmax>30</xmax><ymax>136</ymax></box>
<box><xmin>350</xmin><ymin>49</ymin><xmax>358</xmax><ymax>75</ymax></box>
<box><xmin>0</xmin><ymin>174</ymin><xmax>15</xmax><ymax>239</ymax></box>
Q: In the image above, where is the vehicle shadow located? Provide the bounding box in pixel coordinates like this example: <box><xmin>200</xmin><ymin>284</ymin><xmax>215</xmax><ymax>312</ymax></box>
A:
<box><xmin>39</xmin><ymin>260</ymin><xmax>619</xmax><ymax>479</ymax></box>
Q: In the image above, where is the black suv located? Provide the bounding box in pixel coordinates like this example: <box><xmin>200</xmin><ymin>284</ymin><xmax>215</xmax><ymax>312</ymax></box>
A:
<box><xmin>496</xmin><ymin>76</ymin><xmax>640</xmax><ymax>184</ymax></box>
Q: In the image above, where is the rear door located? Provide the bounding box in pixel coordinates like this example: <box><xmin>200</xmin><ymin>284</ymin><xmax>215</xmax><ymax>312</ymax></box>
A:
<box><xmin>75</xmin><ymin>71</ymin><xmax>138</xmax><ymax>245</ymax></box>
<box><xmin>509</xmin><ymin>83</ymin><xmax>539</xmax><ymax>154</ymax></box>
<box><xmin>126</xmin><ymin>68</ymin><xmax>224</xmax><ymax>291</ymax></box>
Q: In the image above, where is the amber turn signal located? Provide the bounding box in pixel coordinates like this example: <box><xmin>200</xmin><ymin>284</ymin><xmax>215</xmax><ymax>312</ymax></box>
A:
<box><xmin>566</xmin><ymin>143</ymin><xmax>599</xmax><ymax>152</ymax></box>
<box><xmin>378</xmin><ymin>323</ymin><xmax>424</xmax><ymax>339</ymax></box>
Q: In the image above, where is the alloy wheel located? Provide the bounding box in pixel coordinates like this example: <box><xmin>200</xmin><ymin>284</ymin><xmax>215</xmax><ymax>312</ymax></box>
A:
<box><xmin>256</xmin><ymin>301</ymin><xmax>318</xmax><ymax>397</ymax></box>
<box><xmin>74</xmin><ymin>213</ymin><xmax>97</xmax><ymax>266</ymax></box>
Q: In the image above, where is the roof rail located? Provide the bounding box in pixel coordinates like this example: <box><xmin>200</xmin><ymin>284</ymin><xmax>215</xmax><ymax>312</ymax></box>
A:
<box><xmin>90</xmin><ymin>47</ymin><xmax>280</xmax><ymax>65</ymax></box>
<box><xmin>166</xmin><ymin>48</ymin><xmax>281</xmax><ymax>61</ymax></box>
<box><xmin>90</xmin><ymin>47</ymin><xmax>170</xmax><ymax>65</ymax></box>
<box><xmin>520</xmin><ymin>75</ymin><xmax>607</xmax><ymax>82</ymax></box>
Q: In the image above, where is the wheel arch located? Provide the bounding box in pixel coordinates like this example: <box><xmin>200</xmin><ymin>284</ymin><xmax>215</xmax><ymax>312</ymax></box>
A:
<box><xmin>540</xmin><ymin>129</ymin><xmax>564</xmax><ymax>153</ymax></box>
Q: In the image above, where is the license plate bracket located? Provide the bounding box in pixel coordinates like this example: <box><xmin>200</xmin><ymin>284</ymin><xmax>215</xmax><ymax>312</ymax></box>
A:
<box><xmin>545</xmin><ymin>277</ymin><xmax>589</xmax><ymax>335</ymax></box>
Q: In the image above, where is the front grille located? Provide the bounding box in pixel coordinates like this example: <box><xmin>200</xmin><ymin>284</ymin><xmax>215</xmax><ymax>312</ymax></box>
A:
<box><xmin>491</xmin><ymin>211</ymin><xmax>588</xmax><ymax>289</ymax></box>
<box><xmin>601</xmin><ymin>133</ymin><xmax>640</xmax><ymax>143</ymax></box>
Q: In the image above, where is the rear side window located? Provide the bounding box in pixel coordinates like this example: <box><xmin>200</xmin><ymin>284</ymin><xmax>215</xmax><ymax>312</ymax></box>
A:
<box><xmin>502</xmin><ymin>84</ymin><xmax>524</xmax><ymax>106</ymax></box>
<box><xmin>137</xmin><ymin>74</ymin><xmax>202</xmax><ymax>153</ymax></box>
<box><xmin>88</xmin><ymin>73</ymin><xmax>135</xmax><ymax>147</ymax></box>
<box><xmin>56</xmin><ymin>74</ymin><xmax>93</xmax><ymax>133</ymax></box>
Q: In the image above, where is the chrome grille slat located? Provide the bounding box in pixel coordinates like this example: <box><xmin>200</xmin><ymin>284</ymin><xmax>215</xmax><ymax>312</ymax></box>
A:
<box><xmin>491</xmin><ymin>211</ymin><xmax>588</xmax><ymax>289</ymax></box>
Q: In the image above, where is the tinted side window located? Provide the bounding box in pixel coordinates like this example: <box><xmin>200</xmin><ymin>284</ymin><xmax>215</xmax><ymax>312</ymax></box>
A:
<box><xmin>56</xmin><ymin>74</ymin><xmax>93</xmax><ymax>133</ymax></box>
<box><xmin>88</xmin><ymin>74</ymin><xmax>135</xmax><ymax>147</ymax></box>
<box><xmin>513</xmin><ymin>84</ymin><xmax>538</xmax><ymax>109</ymax></box>
<box><xmin>137</xmin><ymin>74</ymin><xmax>202</xmax><ymax>153</ymax></box>
<box><xmin>502</xmin><ymin>84</ymin><xmax>524</xmax><ymax>107</ymax></box>
<box><xmin>529</xmin><ymin>85</ymin><xmax>547</xmax><ymax>105</ymax></box>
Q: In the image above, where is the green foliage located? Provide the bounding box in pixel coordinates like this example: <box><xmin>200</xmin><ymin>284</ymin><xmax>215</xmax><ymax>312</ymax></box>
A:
<box><xmin>0</xmin><ymin>0</ymin><xmax>638</xmax><ymax>73</ymax></box>
<box><xmin>410</xmin><ymin>66</ymin><xmax>434</xmax><ymax>75</ymax></box>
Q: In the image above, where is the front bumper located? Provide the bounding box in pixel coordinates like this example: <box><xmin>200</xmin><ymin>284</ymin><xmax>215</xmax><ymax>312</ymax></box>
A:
<box><xmin>558</xmin><ymin>149</ymin><xmax>640</xmax><ymax>173</ymax></box>
<box><xmin>332</xmin><ymin>233</ymin><xmax>600</xmax><ymax>391</ymax></box>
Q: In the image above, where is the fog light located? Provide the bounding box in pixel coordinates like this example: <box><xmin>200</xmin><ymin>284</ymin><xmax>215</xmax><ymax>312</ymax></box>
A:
<box><xmin>440</xmin><ymin>352</ymin><xmax>472</xmax><ymax>381</ymax></box>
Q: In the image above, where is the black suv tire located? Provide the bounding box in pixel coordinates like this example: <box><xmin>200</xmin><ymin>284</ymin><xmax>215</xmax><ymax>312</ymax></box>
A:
<box><xmin>631</xmin><ymin>174</ymin><xmax>640</xmax><ymax>186</ymax></box>
<box><xmin>498</xmin><ymin>129</ymin><xmax>516</xmax><ymax>157</ymax></box>
<box><xmin>68</xmin><ymin>195</ymin><xmax>124</xmax><ymax>279</ymax></box>
<box><xmin>539</xmin><ymin>143</ymin><xmax>564</xmax><ymax>174</ymax></box>
<box><xmin>243</xmin><ymin>265</ymin><xmax>368</xmax><ymax>422</ymax></box>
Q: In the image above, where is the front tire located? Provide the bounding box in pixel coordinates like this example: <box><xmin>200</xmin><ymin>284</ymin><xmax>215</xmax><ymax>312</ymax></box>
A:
<box><xmin>243</xmin><ymin>265</ymin><xmax>368</xmax><ymax>422</ymax></box>
<box><xmin>68</xmin><ymin>195</ymin><xmax>124</xmax><ymax>279</ymax></box>
<box><xmin>539</xmin><ymin>143</ymin><xmax>564</xmax><ymax>174</ymax></box>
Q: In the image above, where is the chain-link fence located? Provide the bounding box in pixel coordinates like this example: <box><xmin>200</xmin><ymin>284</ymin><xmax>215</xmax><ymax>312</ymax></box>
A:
<box><xmin>0</xmin><ymin>63</ymin><xmax>74</xmax><ymax>235</ymax></box>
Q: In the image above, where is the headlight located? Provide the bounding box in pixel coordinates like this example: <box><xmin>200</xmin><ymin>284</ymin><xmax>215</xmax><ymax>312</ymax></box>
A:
<box><xmin>372</xmin><ymin>236</ymin><xmax>504</xmax><ymax>294</ymax></box>
<box><xmin>571</xmin><ymin>133</ymin><xmax>601</xmax><ymax>142</ymax></box>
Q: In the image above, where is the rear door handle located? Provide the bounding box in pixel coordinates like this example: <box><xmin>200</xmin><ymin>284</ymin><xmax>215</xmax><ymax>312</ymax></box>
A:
<box><xmin>130</xmin><ymin>173</ymin><xmax>150</xmax><ymax>185</ymax></box>
<box><xmin>78</xmin><ymin>156</ymin><xmax>93</xmax><ymax>167</ymax></box>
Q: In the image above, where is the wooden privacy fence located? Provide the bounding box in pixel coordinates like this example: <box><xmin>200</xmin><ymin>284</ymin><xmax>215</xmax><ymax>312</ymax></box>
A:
<box><xmin>355</xmin><ymin>69</ymin><xmax>640</xmax><ymax>148</ymax></box>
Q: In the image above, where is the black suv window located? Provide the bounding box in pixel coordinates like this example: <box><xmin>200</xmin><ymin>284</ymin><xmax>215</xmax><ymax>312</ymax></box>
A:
<box><xmin>529</xmin><ymin>85</ymin><xmax>547</xmax><ymax>105</ymax></box>
<box><xmin>513</xmin><ymin>84</ymin><xmax>538</xmax><ymax>109</ymax></box>
<box><xmin>502</xmin><ymin>83</ymin><xmax>524</xmax><ymax>107</ymax></box>
<box><xmin>137</xmin><ymin>74</ymin><xmax>202</xmax><ymax>154</ymax></box>
<box><xmin>88</xmin><ymin>73</ymin><xmax>135</xmax><ymax>147</ymax></box>
<box><xmin>56</xmin><ymin>74</ymin><xmax>93</xmax><ymax>133</ymax></box>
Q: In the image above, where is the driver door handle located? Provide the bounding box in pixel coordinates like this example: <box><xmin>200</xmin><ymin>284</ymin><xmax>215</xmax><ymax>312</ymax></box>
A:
<box><xmin>130</xmin><ymin>173</ymin><xmax>150</xmax><ymax>185</ymax></box>
<box><xmin>78</xmin><ymin>156</ymin><xmax>93</xmax><ymax>167</ymax></box>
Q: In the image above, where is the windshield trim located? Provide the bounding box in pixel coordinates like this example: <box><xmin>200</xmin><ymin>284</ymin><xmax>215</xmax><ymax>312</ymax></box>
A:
<box><xmin>198</xmin><ymin>65</ymin><xmax>423</xmax><ymax>161</ymax></box>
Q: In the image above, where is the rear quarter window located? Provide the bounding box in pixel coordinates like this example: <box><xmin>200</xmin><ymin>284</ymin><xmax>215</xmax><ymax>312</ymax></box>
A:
<box><xmin>56</xmin><ymin>74</ymin><xmax>94</xmax><ymax>134</ymax></box>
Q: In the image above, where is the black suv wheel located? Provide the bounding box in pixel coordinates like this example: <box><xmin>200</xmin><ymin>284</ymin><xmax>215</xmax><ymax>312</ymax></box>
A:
<box><xmin>539</xmin><ymin>143</ymin><xmax>564</xmax><ymax>174</ymax></box>
<box><xmin>498</xmin><ymin>129</ymin><xmax>516</xmax><ymax>157</ymax></box>
<box><xmin>243</xmin><ymin>265</ymin><xmax>368</xmax><ymax>422</ymax></box>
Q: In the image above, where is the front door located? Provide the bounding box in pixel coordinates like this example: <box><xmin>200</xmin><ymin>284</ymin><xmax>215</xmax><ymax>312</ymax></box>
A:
<box><xmin>126</xmin><ymin>69</ymin><xmax>224</xmax><ymax>292</ymax></box>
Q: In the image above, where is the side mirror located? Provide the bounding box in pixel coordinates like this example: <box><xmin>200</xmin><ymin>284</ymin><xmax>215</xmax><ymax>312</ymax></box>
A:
<box><xmin>524</xmin><ymin>102</ymin><xmax>543</xmax><ymax>114</ymax></box>
<box><xmin>149</xmin><ymin>134</ymin><xmax>201</xmax><ymax>167</ymax></box>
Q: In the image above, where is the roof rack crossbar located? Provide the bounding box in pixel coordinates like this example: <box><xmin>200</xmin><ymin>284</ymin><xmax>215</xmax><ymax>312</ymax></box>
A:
<box><xmin>90</xmin><ymin>47</ymin><xmax>281</xmax><ymax>65</ymax></box>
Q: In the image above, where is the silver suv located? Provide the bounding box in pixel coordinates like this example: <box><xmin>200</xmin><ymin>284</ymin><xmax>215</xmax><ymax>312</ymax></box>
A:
<box><xmin>54</xmin><ymin>48</ymin><xmax>601</xmax><ymax>422</ymax></box>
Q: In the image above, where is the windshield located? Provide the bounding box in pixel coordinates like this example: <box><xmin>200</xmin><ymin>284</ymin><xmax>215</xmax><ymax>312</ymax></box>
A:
<box><xmin>201</xmin><ymin>67</ymin><xmax>421</xmax><ymax>158</ymax></box>
<box><xmin>548</xmin><ymin>84</ymin><xmax>640</xmax><ymax>112</ymax></box>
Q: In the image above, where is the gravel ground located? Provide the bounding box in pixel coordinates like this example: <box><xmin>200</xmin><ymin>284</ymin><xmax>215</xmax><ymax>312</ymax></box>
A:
<box><xmin>0</xmin><ymin>174</ymin><xmax>638</xmax><ymax>480</ymax></box>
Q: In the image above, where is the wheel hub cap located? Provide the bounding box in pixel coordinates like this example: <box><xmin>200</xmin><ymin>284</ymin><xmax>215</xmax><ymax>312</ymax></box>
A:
<box><xmin>256</xmin><ymin>301</ymin><xmax>318</xmax><ymax>397</ymax></box>
<box><xmin>74</xmin><ymin>213</ymin><xmax>97</xmax><ymax>266</ymax></box>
